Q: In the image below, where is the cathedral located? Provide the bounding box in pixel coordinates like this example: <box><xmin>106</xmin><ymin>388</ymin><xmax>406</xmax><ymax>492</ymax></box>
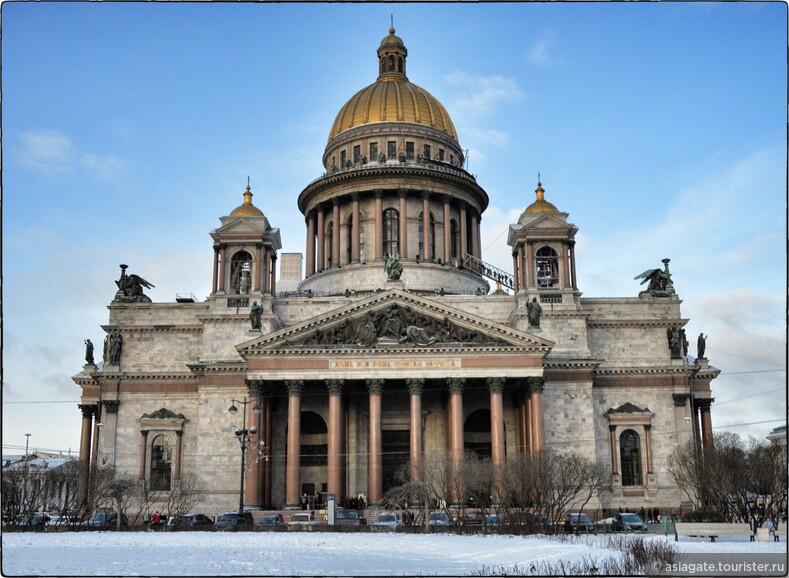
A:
<box><xmin>73</xmin><ymin>26</ymin><xmax>718</xmax><ymax>517</ymax></box>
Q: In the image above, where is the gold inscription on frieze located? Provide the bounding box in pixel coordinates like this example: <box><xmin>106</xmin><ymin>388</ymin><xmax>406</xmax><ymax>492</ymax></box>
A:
<box><xmin>329</xmin><ymin>359</ymin><xmax>459</xmax><ymax>370</ymax></box>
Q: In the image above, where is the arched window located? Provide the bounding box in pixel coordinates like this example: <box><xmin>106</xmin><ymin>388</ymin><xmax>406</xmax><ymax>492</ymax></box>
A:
<box><xmin>535</xmin><ymin>246</ymin><xmax>559</xmax><ymax>288</ymax></box>
<box><xmin>450</xmin><ymin>219</ymin><xmax>459</xmax><ymax>262</ymax></box>
<box><xmin>230</xmin><ymin>250</ymin><xmax>253</xmax><ymax>294</ymax></box>
<box><xmin>619</xmin><ymin>429</ymin><xmax>642</xmax><ymax>486</ymax></box>
<box><xmin>398</xmin><ymin>56</ymin><xmax>403</xmax><ymax>72</ymax></box>
<box><xmin>300</xmin><ymin>411</ymin><xmax>327</xmax><ymax>467</ymax></box>
<box><xmin>383</xmin><ymin>208</ymin><xmax>399</xmax><ymax>257</ymax></box>
<box><xmin>418</xmin><ymin>212</ymin><xmax>436</xmax><ymax>261</ymax></box>
<box><xmin>380</xmin><ymin>57</ymin><xmax>385</xmax><ymax>75</ymax></box>
<box><xmin>388</xmin><ymin>55</ymin><xmax>395</xmax><ymax>72</ymax></box>
<box><xmin>150</xmin><ymin>435</ymin><xmax>172</xmax><ymax>491</ymax></box>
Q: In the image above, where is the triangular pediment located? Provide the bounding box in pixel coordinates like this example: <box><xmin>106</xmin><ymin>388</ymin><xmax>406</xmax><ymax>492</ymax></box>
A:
<box><xmin>238</xmin><ymin>289</ymin><xmax>554</xmax><ymax>356</ymax></box>
<box><xmin>212</xmin><ymin>217</ymin><xmax>269</xmax><ymax>237</ymax></box>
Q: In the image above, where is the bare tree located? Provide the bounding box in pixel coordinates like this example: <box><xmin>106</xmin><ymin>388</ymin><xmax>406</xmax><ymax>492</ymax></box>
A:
<box><xmin>159</xmin><ymin>474</ymin><xmax>206</xmax><ymax>522</ymax></box>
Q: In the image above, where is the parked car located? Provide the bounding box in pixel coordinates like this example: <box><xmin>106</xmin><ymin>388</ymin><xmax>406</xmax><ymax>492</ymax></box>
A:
<box><xmin>428</xmin><ymin>512</ymin><xmax>452</xmax><ymax>527</ymax></box>
<box><xmin>372</xmin><ymin>512</ymin><xmax>404</xmax><ymax>529</ymax></box>
<box><xmin>18</xmin><ymin>512</ymin><xmax>51</xmax><ymax>527</ymax></box>
<box><xmin>335</xmin><ymin>509</ymin><xmax>364</xmax><ymax>526</ymax></box>
<box><xmin>502</xmin><ymin>512</ymin><xmax>552</xmax><ymax>533</ymax></box>
<box><xmin>456</xmin><ymin>510</ymin><xmax>486</xmax><ymax>527</ymax></box>
<box><xmin>288</xmin><ymin>513</ymin><xmax>317</xmax><ymax>525</ymax></box>
<box><xmin>612</xmin><ymin>512</ymin><xmax>647</xmax><ymax>532</ymax></box>
<box><xmin>47</xmin><ymin>515</ymin><xmax>82</xmax><ymax>527</ymax></box>
<box><xmin>563</xmin><ymin>513</ymin><xmax>593</xmax><ymax>533</ymax></box>
<box><xmin>168</xmin><ymin>513</ymin><xmax>214</xmax><ymax>528</ymax></box>
<box><xmin>84</xmin><ymin>511</ymin><xmax>128</xmax><ymax>528</ymax></box>
<box><xmin>257</xmin><ymin>513</ymin><xmax>285</xmax><ymax>526</ymax></box>
<box><xmin>484</xmin><ymin>514</ymin><xmax>501</xmax><ymax>528</ymax></box>
<box><xmin>215</xmin><ymin>512</ymin><xmax>254</xmax><ymax>527</ymax></box>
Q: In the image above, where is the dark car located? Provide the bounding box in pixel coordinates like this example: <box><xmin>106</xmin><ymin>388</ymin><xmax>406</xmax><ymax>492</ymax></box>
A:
<box><xmin>18</xmin><ymin>513</ymin><xmax>51</xmax><ymax>527</ymax></box>
<box><xmin>335</xmin><ymin>509</ymin><xmax>364</xmax><ymax>526</ymax></box>
<box><xmin>564</xmin><ymin>513</ymin><xmax>592</xmax><ymax>533</ymax></box>
<box><xmin>84</xmin><ymin>511</ymin><xmax>128</xmax><ymax>528</ymax></box>
<box><xmin>612</xmin><ymin>512</ymin><xmax>647</xmax><ymax>532</ymax></box>
<box><xmin>168</xmin><ymin>513</ymin><xmax>214</xmax><ymax>528</ymax></box>
<box><xmin>256</xmin><ymin>513</ymin><xmax>284</xmax><ymax>526</ymax></box>
<box><xmin>216</xmin><ymin>511</ymin><xmax>255</xmax><ymax>528</ymax></box>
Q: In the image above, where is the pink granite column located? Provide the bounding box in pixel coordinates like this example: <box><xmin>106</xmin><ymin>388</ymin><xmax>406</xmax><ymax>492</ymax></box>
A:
<box><xmin>285</xmin><ymin>380</ymin><xmax>303</xmax><ymax>507</ymax></box>
<box><xmin>327</xmin><ymin>380</ymin><xmax>344</xmax><ymax>499</ymax></box>
<box><xmin>407</xmin><ymin>378</ymin><xmax>424</xmax><ymax>482</ymax></box>
<box><xmin>367</xmin><ymin>379</ymin><xmax>384</xmax><ymax>504</ymax></box>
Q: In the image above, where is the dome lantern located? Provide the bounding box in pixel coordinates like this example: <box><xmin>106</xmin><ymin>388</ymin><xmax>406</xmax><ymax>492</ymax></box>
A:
<box><xmin>377</xmin><ymin>26</ymin><xmax>408</xmax><ymax>81</ymax></box>
<box><xmin>230</xmin><ymin>183</ymin><xmax>265</xmax><ymax>218</ymax></box>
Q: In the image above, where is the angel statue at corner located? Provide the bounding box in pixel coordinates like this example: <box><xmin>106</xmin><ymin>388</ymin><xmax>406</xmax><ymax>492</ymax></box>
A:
<box><xmin>115</xmin><ymin>264</ymin><xmax>155</xmax><ymax>303</ymax></box>
<box><xmin>384</xmin><ymin>254</ymin><xmax>403</xmax><ymax>281</ymax></box>
<box><xmin>634</xmin><ymin>258</ymin><xmax>675</xmax><ymax>298</ymax></box>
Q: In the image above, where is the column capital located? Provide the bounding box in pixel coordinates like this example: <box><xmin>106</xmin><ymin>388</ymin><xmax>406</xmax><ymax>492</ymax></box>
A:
<box><xmin>78</xmin><ymin>404</ymin><xmax>97</xmax><ymax>419</ymax></box>
<box><xmin>526</xmin><ymin>376</ymin><xmax>545</xmax><ymax>394</ymax></box>
<box><xmin>351</xmin><ymin>191</ymin><xmax>361</xmax><ymax>202</ymax></box>
<box><xmin>374</xmin><ymin>188</ymin><xmax>384</xmax><ymax>199</ymax></box>
<box><xmin>406</xmin><ymin>378</ymin><xmax>424</xmax><ymax>395</ymax></box>
<box><xmin>447</xmin><ymin>377</ymin><xmax>465</xmax><ymax>394</ymax></box>
<box><xmin>695</xmin><ymin>397</ymin><xmax>714</xmax><ymax>410</ymax></box>
<box><xmin>398</xmin><ymin>188</ymin><xmax>409</xmax><ymax>199</ymax></box>
<box><xmin>486</xmin><ymin>377</ymin><xmax>506</xmax><ymax>393</ymax></box>
<box><xmin>366</xmin><ymin>379</ymin><xmax>384</xmax><ymax>395</ymax></box>
<box><xmin>609</xmin><ymin>424</ymin><xmax>617</xmax><ymax>432</ymax></box>
<box><xmin>672</xmin><ymin>393</ymin><xmax>689</xmax><ymax>407</ymax></box>
<box><xmin>285</xmin><ymin>380</ymin><xmax>304</xmax><ymax>396</ymax></box>
<box><xmin>644</xmin><ymin>424</ymin><xmax>652</xmax><ymax>431</ymax></box>
<box><xmin>421</xmin><ymin>190</ymin><xmax>431</xmax><ymax>201</ymax></box>
<box><xmin>327</xmin><ymin>379</ymin><xmax>344</xmax><ymax>395</ymax></box>
<box><xmin>101</xmin><ymin>400</ymin><xmax>119</xmax><ymax>414</ymax></box>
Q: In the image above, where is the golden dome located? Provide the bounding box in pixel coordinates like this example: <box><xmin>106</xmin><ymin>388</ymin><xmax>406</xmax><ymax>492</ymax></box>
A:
<box><xmin>230</xmin><ymin>185</ymin><xmax>265</xmax><ymax>217</ymax></box>
<box><xmin>525</xmin><ymin>180</ymin><xmax>559</xmax><ymax>213</ymax></box>
<box><xmin>328</xmin><ymin>27</ymin><xmax>458</xmax><ymax>143</ymax></box>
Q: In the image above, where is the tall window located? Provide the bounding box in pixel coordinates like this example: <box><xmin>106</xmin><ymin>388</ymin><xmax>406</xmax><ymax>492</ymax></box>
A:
<box><xmin>353</xmin><ymin>145</ymin><xmax>361</xmax><ymax>164</ymax></box>
<box><xmin>406</xmin><ymin>142</ymin><xmax>414</xmax><ymax>160</ymax></box>
<box><xmin>418</xmin><ymin>212</ymin><xmax>435</xmax><ymax>261</ymax></box>
<box><xmin>620</xmin><ymin>429</ymin><xmax>642</xmax><ymax>486</ymax></box>
<box><xmin>369</xmin><ymin>142</ymin><xmax>378</xmax><ymax>161</ymax></box>
<box><xmin>423</xmin><ymin>144</ymin><xmax>432</xmax><ymax>160</ymax></box>
<box><xmin>535</xmin><ymin>246</ymin><xmax>559</xmax><ymax>288</ymax></box>
<box><xmin>230</xmin><ymin>250</ymin><xmax>253</xmax><ymax>295</ymax></box>
<box><xmin>383</xmin><ymin>208</ymin><xmax>399</xmax><ymax>257</ymax></box>
<box><xmin>388</xmin><ymin>55</ymin><xmax>395</xmax><ymax>72</ymax></box>
<box><xmin>150</xmin><ymin>435</ymin><xmax>172</xmax><ymax>491</ymax></box>
<box><xmin>387</xmin><ymin>141</ymin><xmax>397</xmax><ymax>159</ymax></box>
<box><xmin>340</xmin><ymin>150</ymin><xmax>347</xmax><ymax>167</ymax></box>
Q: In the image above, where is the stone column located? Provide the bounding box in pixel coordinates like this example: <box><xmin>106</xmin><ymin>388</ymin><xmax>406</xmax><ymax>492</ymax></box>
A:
<box><xmin>524</xmin><ymin>395</ymin><xmax>533</xmax><ymax>455</ymax></box>
<box><xmin>609</xmin><ymin>425</ymin><xmax>619</xmax><ymax>474</ymax></box>
<box><xmin>212</xmin><ymin>245</ymin><xmax>220</xmax><ymax>293</ymax></box>
<box><xmin>263</xmin><ymin>397</ymin><xmax>273</xmax><ymax>509</ymax></box>
<box><xmin>443</xmin><ymin>196</ymin><xmax>451</xmax><ymax>263</ymax></box>
<box><xmin>517</xmin><ymin>390</ymin><xmax>527</xmax><ymax>452</ymax></box>
<box><xmin>470</xmin><ymin>212</ymin><xmax>480</xmax><ymax>259</ymax></box>
<box><xmin>285</xmin><ymin>380</ymin><xmax>303</xmax><ymax>507</ymax></box>
<box><xmin>138</xmin><ymin>430</ymin><xmax>149</xmax><ymax>479</ymax></box>
<box><xmin>367</xmin><ymin>379</ymin><xmax>384</xmax><ymax>505</ymax></box>
<box><xmin>76</xmin><ymin>404</ymin><xmax>95</xmax><ymax>508</ymax></box>
<box><xmin>512</xmin><ymin>253</ymin><xmax>520</xmax><ymax>293</ymax></box>
<box><xmin>327</xmin><ymin>379</ymin><xmax>344</xmax><ymax>499</ymax></box>
<box><xmin>569</xmin><ymin>241</ymin><xmax>577</xmax><ymax>289</ymax></box>
<box><xmin>218</xmin><ymin>245</ymin><xmax>227</xmax><ymax>293</ymax></box>
<box><xmin>526</xmin><ymin>242</ymin><xmax>534</xmax><ymax>288</ymax></box>
<box><xmin>90</xmin><ymin>416</ymin><xmax>101</xmax><ymax>471</ymax></box>
<box><xmin>528</xmin><ymin>377</ymin><xmax>545</xmax><ymax>452</ymax></box>
<box><xmin>332</xmin><ymin>199</ymin><xmax>341</xmax><ymax>268</ymax></box>
<box><xmin>447</xmin><ymin>378</ymin><xmax>465</xmax><ymax>504</ymax></box>
<box><xmin>306</xmin><ymin>213</ymin><xmax>316</xmax><ymax>276</ymax></box>
<box><xmin>351</xmin><ymin>192</ymin><xmax>361</xmax><ymax>263</ymax></box>
<box><xmin>407</xmin><ymin>378</ymin><xmax>424</xmax><ymax>481</ymax></box>
<box><xmin>421</xmin><ymin>191</ymin><xmax>430</xmax><ymax>260</ymax></box>
<box><xmin>488</xmin><ymin>378</ymin><xmax>506</xmax><ymax>469</ymax></box>
<box><xmin>254</xmin><ymin>244</ymin><xmax>262</xmax><ymax>293</ymax></box>
<box><xmin>245</xmin><ymin>395</ymin><xmax>262</xmax><ymax>508</ymax></box>
<box><xmin>698</xmin><ymin>398</ymin><xmax>714</xmax><ymax>451</ymax></box>
<box><xmin>270</xmin><ymin>254</ymin><xmax>277</xmax><ymax>295</ymax></box>
<box><xmin>374</xmin><ymin>190</ymin><xmax>383</xmax><ymax>260</ymax></box>
<box><xmin>263</xmin><ymin>246</ymin><xmax>271</xmax><ymax>294</ymax></box>
<box><xmin>644</xmin><ymin>425</ymin><xmax>654</xmax><ymax>474</ymax></box>
<box><xmin>317</xmin><ymin>207</ymin><xmax>325</xmax><ymax>271</ymax></box>
<box><xmin>459</xmin><ymin>203</ymin><xmax>468</xmax><ymax>262</ymax></box>
<box><xmin>174</xmin><ymin>431</ymin><xmax>183</xmax><ymax>479</ymax></box>
<box><xmin>398</xmin><ymin>189</ymin><xmax>408</xmax><ymax>258</ymax></box>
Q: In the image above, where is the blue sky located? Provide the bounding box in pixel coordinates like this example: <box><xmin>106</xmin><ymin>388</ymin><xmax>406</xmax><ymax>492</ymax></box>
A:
<box><xmin>3</xmin><ymin>2</ymin><xmax>786</xmax><ymax>456</ymax></box>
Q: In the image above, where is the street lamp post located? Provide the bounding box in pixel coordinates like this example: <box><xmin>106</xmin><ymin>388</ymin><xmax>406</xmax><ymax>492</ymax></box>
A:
<box><xmin>228</xmin><ymin>397</ymin><xmax>261</xmax><ymax>517</ymax></box>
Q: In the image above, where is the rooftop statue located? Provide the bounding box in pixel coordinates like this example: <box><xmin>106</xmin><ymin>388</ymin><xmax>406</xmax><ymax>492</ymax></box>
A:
<box><xmin>634</xmin><ymin>258</ymin><xmax>675</xmax><ymax>298</ymax></box>
<box><xmin>384</xmin><ymin>254</ymin><xmax>403</xmax><ymax>281</ymax></box>
<box><xmin>115</xmin><ymin>264</ymin><xmax>154</xmax><ymax>303</ymax></box>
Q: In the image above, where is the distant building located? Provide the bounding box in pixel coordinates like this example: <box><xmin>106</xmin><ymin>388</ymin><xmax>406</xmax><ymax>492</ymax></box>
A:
<box><xmin>767</xmin><ymin>425</ymin><xmax>787</xmax><ymax>446</ymax></box>
<box><xmin>73</xmin><ymin>26</ymin><xmax>719</xmax><ymax>517</ymax></box>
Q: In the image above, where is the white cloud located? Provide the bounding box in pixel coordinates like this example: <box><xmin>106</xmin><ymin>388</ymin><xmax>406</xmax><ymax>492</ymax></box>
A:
<box><xmin>462</xmin><ymin>127</ymin><xmax>512</xmax><ymax>149</ymax></box>
<box><xmin>444</xmin><ymin>72</ymin><xmax>523</xmax><ymax>117</ymax></box>
<box><xmin>18</xmin><ymin>129</ymin><xmax>76</xmax><ymax>173</ymax></box>
<box><xmin>80</xmin><ymin>153</ymin><xmax>126</xmax><ymax>180</ymax></box>
<box><xmin>529</xmin><ymin>36</ymin><xmax>556</xmax><ymax>68</ymax></box>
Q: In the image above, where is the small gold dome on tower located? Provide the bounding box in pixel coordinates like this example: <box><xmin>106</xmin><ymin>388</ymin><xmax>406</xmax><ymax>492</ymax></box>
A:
<box><xmin>524</xmin><ymin>178</ymin><xmax>559</xmax><ymax>213</ymax></box>
<box><xmin>230</xmin><ymin>184</ymin><xmax>265</xmax><ymax>217</ymax></box>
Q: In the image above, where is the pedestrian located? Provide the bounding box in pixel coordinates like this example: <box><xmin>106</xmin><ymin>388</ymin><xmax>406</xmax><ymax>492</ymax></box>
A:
<box><xmin>653</xmin><ymin>507</ymin><xmax>660</xmax><ymax>523</ymax></box>
<box><xmin>749</xmin><ymin>516</ymin><xmax>758</xmax><ymax>542</ymax></box>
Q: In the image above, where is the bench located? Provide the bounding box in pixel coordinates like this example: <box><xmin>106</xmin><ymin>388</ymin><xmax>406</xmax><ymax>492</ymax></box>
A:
<box><xmin>674</xmin><ymin>522</ymin><xmax>752</xmax><ymax>542</ymax></box>
<box><xmin>757</xmin><ymin>525</ymin><xmax>787</xmax><ymax>542</ymax></box>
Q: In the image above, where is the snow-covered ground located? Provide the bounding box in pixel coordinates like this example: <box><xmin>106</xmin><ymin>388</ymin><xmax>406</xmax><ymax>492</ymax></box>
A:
<box><xmin>2</xmin><ymin>530</ymin><xmax>785</xmax><ymax>576</ymax></box>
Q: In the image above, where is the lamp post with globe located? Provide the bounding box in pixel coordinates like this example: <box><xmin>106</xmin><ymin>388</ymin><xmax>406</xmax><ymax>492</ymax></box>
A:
<box><xmin>228</xmin><ymin>398</ymin><xmax>261</xmax><ymax>517</ymax></box>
